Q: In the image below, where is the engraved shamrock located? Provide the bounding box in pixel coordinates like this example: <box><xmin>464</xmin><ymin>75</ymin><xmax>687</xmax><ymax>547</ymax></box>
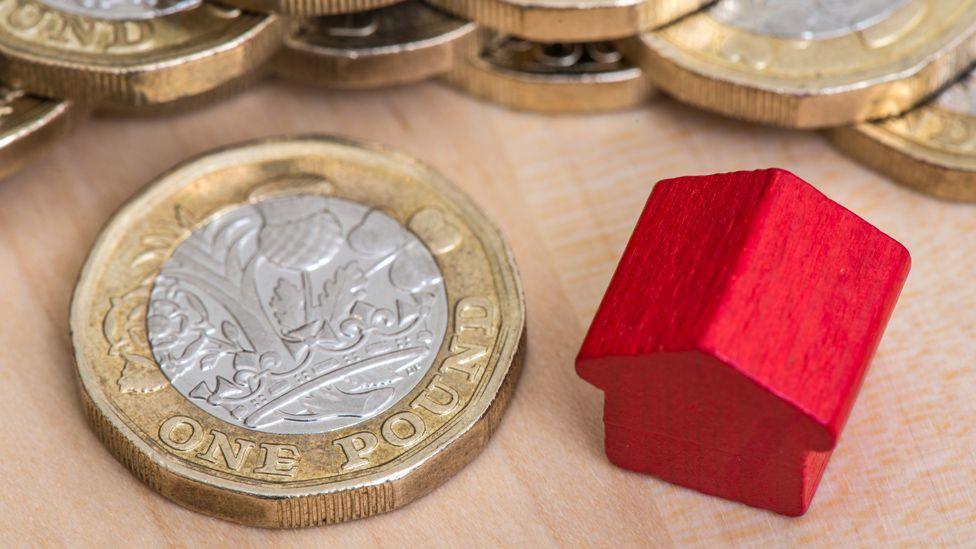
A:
<box><xmin>348</xmin><ymin>208</ymin><xmax>442</xmax><ymax>293</ymax></box>
<box><xmin>348</xmin><ymin>209</ymin><xmax>404</xmax><ymax>256</ymax></box>
<box><xmin>390</xmin><ymin>246</ymin><xmax>442</xmax><ymax>293</ymax></box>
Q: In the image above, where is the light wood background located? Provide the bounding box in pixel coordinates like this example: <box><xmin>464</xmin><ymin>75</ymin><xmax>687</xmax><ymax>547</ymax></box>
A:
<box><xmin>0</xmin><ymin>78</ymin><xmax>973</xmax><ymax>547</ymax></box>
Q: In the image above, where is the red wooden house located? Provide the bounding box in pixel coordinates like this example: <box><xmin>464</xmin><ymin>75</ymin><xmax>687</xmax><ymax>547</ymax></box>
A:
<box><xmin>576</xmin><ymin>169</ymin><xmax>911</xmax><ymax>515</ymax></box>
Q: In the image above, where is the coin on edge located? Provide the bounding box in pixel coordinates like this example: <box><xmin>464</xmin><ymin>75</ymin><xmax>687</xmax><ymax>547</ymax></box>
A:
<box><xmin>0</xmin><ymin>84</ymin><xmax>83</xmax><ymax>180</ymax></box>
<box><xmin>445</xmin><ymin>32</ymin><xmax>654</xmax><ymax>113</ymax></box>
<box><xmin>71</xmin><ymin>135</ymin><xmax>526</xmax><ymax>527</ymax></box>
<box><xmin>628</xmin><ymin>0</ymin><xmax>976</xmax><ymax>128</ymax></box>
<box><xmin>0</xmin><ymin>2</ymin><xmax>283</xmax><ymax>110</ymax></box>
<box><xmin>274</xmin><ymin>2</ymin><xmax>476</xmax><ymax>89</ymax></box>
<box><xmin>223</xmin><ymin>0</ymin><xmax>404</xmax><ymax>16</ymax></box>
<box><xmin>829</xmin><ymin>71</ymin><xmax>976</xmax><ymax>202</ymax></box>
<box><xmin>425</xmin><ymin>0</ymin><xmax>713</xmax><ymax>42</ymax></box>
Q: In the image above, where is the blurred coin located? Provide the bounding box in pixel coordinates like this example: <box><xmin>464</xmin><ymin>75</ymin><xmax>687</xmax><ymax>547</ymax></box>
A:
<box><xmin>275</xmin><ymin>2</ymin><xmax>476</xmax><ymax>89</ymax></box>
<box><xmin>830</xmin><ymin>71</ymin><xmax>976</xmax><ymax>202</ymax></box>
<box><xmin>0</xmin><ymin>2</ymin><xmax>283</xmax><ymax>110</ymax></box>
<box><xmin>38</xmin><ymin>0</ymin><xmax>201</xmax><ymax>19</ymax></box>
<box><xmin>223</xmin><ymin>0</ymin><xmax>403</xmax><ymax>16</ymax></box>
<box><xmin>71</xmin><ymin>135</ymin><xmax>526</xmax><ymax>527</ymax></box>
<box><xmin>426</xmin><ymin>0</ymin><xmax>712</xmax><ymax>42</ymax></box>
<box><xmin>629</xmin><ymin>0</ymin><xmax>976</xmax><ymax>128</ymax></box>
<box><xmin>446</xmin><ymin>32</ymin><xmax>653</xmax><ymax>113</ymax></box>
<box><xmin>0</xmin><ymin>84</ymin><xmax>82</xmax><ymax>180</ymax></box>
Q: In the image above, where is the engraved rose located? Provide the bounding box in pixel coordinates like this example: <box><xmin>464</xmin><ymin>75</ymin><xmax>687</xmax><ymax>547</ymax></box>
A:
<box><xmin>256</xmin><ymin>195</ymin><xmax>343</xmax><ymax>271</ymax></box>
<box><xmin>146</xmin><ymin>289</ymin><xmax>210</xmax><ymax>375</ymax></box>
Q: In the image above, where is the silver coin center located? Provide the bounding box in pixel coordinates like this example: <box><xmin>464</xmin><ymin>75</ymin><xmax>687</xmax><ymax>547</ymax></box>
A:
<box><xmin>711</xmin><ymin>0</ymin><xmax>912</xmax><ymax>40</ymax></box>
<box><xmin>37</xmin><ymin>0</ymin><xmax>200</xmax><ymax>20</ymax></box>
<box><xmin>147</xmin><ymin>194</ymin><xmax>449</xmax><ymax>435</ymax></box>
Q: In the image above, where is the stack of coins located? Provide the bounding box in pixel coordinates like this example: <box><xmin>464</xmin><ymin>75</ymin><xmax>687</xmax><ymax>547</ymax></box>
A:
<box><xmin>428</xmin><ymin>0</ymin><xmax>707</xmax><ymax>113</ymax></box>
<box><xmin>0</xmin><ymin>0</ymin><xmax>480</xmax><ymax>181</ymax></box>
<box><xmin>273</xmin><ymin>2</ymin><xmax>477</xmax><ymax>90</ymax></box>
<box><xmin>431</xmin><ymin>0</ymin><xmax>976</xmax><ymax>201</ymax></box>
<box><xmin>0</xmin><ymin>0</ymin><xmax>284</xmax><ymax>179</ymax></box>
<box><xmin>3</xmin><ymin>0</ymin><xmax>976</xmax><ymax>201</ymax></box>
<box><xmin>270</xmin><ymin>0</ymin><xmax>674</xmax><ymax>112</ymax></box>
<box><xmin>628</xmin><ymin>0</ymin><xmax>976</xmax><ymax>201</ymax></box>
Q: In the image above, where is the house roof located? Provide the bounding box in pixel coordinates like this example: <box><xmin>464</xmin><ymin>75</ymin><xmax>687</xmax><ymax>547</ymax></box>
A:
<box><xmin>578</xmin><ymin>169</ymin><xmax>910</xmax><ymax>447</ymax></box>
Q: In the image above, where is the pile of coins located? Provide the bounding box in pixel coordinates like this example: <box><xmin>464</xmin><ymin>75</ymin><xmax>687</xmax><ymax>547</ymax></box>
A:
<box><xmin>3</xmin><ymin>1</ymin><xmax>976</xmax><ymax>197</ymax></box>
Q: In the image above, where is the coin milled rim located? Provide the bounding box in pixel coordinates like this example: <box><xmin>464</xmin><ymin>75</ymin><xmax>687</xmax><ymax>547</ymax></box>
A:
<box><xmin>71</xmin><ymin>135</ymin><xmax>526</xmax><ymax>527</ymax></box>
<box><xmin>828</xmin><ymin>115</ymin><xmax>976</xmax><ymax>202</ymax></box>
<box><xmin>425</xmin><ymin>0</ymin><xmax>713</xmax><ymax>42</ymax></box>
<box><xmin>222</xmin><ymin>0</ymin><xmax>404</xmax><ymax>16</ymax></box>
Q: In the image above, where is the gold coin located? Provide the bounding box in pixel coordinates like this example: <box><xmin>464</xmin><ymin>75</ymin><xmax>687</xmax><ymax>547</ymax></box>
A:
<box><xmin>629</xmin><ymin>0</ymin><xmax>976</xmax><ymax>128</ymax></box>
<box><xmin>222</xmin><ymin>0</ymin><xmax>404</xmax><ymax>16</ymax></box>
<box><xmin>445</xmin><ymin>32</ymin><xmax>654</xmax><ymax>113</ymax></box>
<box><xmin>0</xmin><ymin>84</ymin><xmax>83</xmax><ymax>180</ymax></box>
<box><xmin>425</xmin><ymin>0</ymin><xmax>712</xmax><ymax>42</ymax></box>
<box><xmin>0</xmin><ymin>2</ymin><xmax>283</xmax><ymax>110</ymax></box>
<box><xmin>829</xmin><ymin>71</ymin><xmax>976</xmax><ymax>202</ymax></box>
<box><xmin>71</xmin><ymin>135</ymin><xmax>526</xmax><ymax>527</ymax></box>
<box><xmin>274</xmin><ymin>2</ymin><xmax>476</xmax><ymax>90</ymax></box>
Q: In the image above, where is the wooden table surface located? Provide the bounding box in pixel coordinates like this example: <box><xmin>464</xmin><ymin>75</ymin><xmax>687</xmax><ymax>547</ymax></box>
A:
<box><xmin>0</xmin><ymin>78</ymin><xmax>973</xmax><ymax>547</ymax></box>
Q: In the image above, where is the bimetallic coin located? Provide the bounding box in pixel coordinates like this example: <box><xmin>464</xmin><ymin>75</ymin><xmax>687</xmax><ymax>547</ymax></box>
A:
<box><xmin>829</xmin><ymin>71</ymin><xmax>976</xmax><ymax>202</ymax></box>
<box><xmin>426</xmin><ymin>0</ymin><xmax>713</xmax><ymax>42</ymax></box>
<box><xmin>275</xmin><ymin>2</ymin><xmax>476</xmax><ymax>90</ymax></box>
<box><xmin>37</xmin><ymin>0</ymin><xmax>201</xmax><ymax>20</ymax></box>
<box><xmin>0</xmin><ymin>2</ymin><xmax>283</xmax><ymax>109</ymax></box>
<box><xmin>446</xmin><ymin>32</ymin><xmax>654</xmax><ymax>113</ymax></box>
<box><xmin>222</xmin><ymin>0</ymin><xmax>404</xmax><ymax>16</ymax></box>
<box><xmin>0</xmin><ymin>84</ymin><xmax>83</xmax><ymax>180</ymax></box>
<box><xmin>630</xmin><ymin>0</ymin><xmax>976</xmax><ymax>128</ymax></box>
<box><xmin>71</xmin><ymin>136</ymin><xmax>525</xmax><ymax>527</ymax></box>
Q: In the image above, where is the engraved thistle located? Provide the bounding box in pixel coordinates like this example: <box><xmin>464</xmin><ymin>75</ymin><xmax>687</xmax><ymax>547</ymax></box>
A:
<box><xmin>146</xmin><ymin>195</ymin><xmax>448</xmax><ymax>434</ymax></box>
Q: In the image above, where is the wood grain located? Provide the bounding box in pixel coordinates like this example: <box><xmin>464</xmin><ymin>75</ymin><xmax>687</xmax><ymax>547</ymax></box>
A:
<box><xmin>0</xmin><ymin>78</ymin><xmax>973</xmax><ymax>547</ymax></box>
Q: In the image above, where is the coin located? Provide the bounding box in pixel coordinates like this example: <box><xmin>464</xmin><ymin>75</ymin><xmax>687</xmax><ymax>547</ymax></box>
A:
<box><xmin>222</xmin><ymin>0</ymin><xmax>404</xmax><ymax>16</ymax></box>
<box><xmin>274</xmin><ymin>2</ymin><xmax>476</xmax><ymax>90</ymax></box>
<box><xmin>71</xmin><ymin>135</ymin><xmax>526</xmax><ymax>527</ymax></box>
<box><xmin>37</xmin><ymin>0</ymin><xmax>201</xmax><ymax>19</ymax></box>
<box><xmin>0</xmin><ymin>84</ymin><xmax>82</xmax><ymax>180</ymax></box>
<box><xmin>445</xmin><ymin>32</ymin><xmax>654</xmax><ymax>113</ymax></box>
<box><xmin>628</xmin><ymin>0</ymin><xmax>976</xmax><ymax>128</ymax></box>
<box><xmin>425</xmin><ymin>0</ymin><xmax>712</xmax><ymax>42</ymax></box>
<box><xmin>0</xmin><ymin>2</ymin><xmax>283</xmax><ymax>110</ymax></box>
<box><xmin>829</xmin><ymin>71</ymin><xmax>976</xmax><ymax>202</ymax></box>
